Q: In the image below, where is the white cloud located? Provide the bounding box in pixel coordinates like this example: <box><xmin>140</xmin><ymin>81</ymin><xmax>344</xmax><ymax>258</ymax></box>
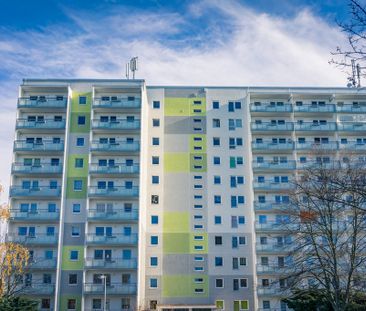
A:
<box><xmin>0</xmin><ymin>0</ymin><xmax>349</xmax><ymax>194</ymax></box>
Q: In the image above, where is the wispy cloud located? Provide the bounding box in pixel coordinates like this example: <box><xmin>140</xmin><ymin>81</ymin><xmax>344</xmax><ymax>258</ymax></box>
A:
<box><xmin>0</xmin><ymin>0</ymin><xmax>348</xmax><ymax>193</ymax></box>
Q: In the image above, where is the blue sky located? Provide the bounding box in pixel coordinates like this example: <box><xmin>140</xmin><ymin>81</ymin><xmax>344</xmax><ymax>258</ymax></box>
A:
<box><xmin>0</xmin><ymin>0</ymin><xmax>352</xmax><ymax>195</ymax></box>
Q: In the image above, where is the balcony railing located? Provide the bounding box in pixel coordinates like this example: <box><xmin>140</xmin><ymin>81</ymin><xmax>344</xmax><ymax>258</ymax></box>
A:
<box><xmin>295</xmin><ymin>142</ymin><xmax>338</xmax><ymax>150</ymax></box>
<box><xmin>90</xmin><ymin>141</ymin><xmax>140</xmax><ymax>152</ymax></box>
<box><xmin>87</xmin><ymin>209</ymin><xmax>139</xmax><ymax>221</ymax></box>
<box><xmin>255</xmin><ymin>221</ymin><xmax>297</xmax><ymax>232</ymax></box>
<box><xmin>85</xmin><ymin>258</ymin><xmax>137</xmax><ymax>269</ymax></box>
<box><xmin>251</xmin><ymin>142</ymin><xmax>294</xmax><ymax>151</ymax></box>
<box><xmin>20</xmin><ymin>283</ymin><xmax>55</xmax><ymax>295</ymax></box>
<box><xmin>294</xmin><ymin>122</ymin><xmax>336</xmax><ymax>131</ymax></box>
<box><xmin>16</xmin><ymin>119</ymin><xmax>66</xmax><ymax>130</ymax></box>
<box><xmin>251</xmin><ymin>123</ymin><xmax>294</xmax><ymax>131</ymax></box>
<box><xmin>84</xmin><ymin>283</ymin><xmax>137</xmax><ymax>295</ymax></box>
<box><xmin>9</xmin><ymin>186</ymin><xmax>61</xmax><ymax>197</ymax></box>
<box><xmin>93</xmin><ymin>98</ymin><xmax>141</xmax><ymax>109</ymax></box>
<box><xmin>250</xmin><ymin>104</ymin><xmax>293</xmax><ymax>113</ymax></box>
<box><xmin>92</xmin><ymin>120</ymin><xmax>140</xmax><ymax>130</ymax></box>
<box><xmin>339</xmin><ymin>142</ymin><xmax>366</xmax><ymax>150</ymax></box>
<box><xmin>85</xmin><ymin>233</ymin><xmax>138</xmax><ymax>245</ymax></box>
<box><xmin>253</xmin><ymin>182</ymin><xmax>294</xmax><ymax>191</ymax></box>
<box><xmin>294</xmin><ymin>104</ymin><xmax>335</xmax><ymax>113</ymax></box>
<box><xmin>18</xmin><ymin>97</ymin><xmax>67</xmax><ymax>109</ymax></box>
<box><xmin>9</xmin><ymin>209</ymin><xmax>60</xmax><ymax>221</ymax></box>
<box><xmin>88</xmin><ymin>186</ymin><xmax>139</xmax><ymax>197</ymax></box>
<box><xmin>12</xmin><ymin>163</ymin><xmax>63</xmax><ymax>174</ymax></box>
<box><xmin>257</xmin><ymin>264</ymin><xmax>293</xmax><ymax>274</ymax></box>
<box><xmin>336</xmin><ymin>105</ymin><xmax>366</xmax><ymax>113</ymax></box>
<box><xmin>257</xmin><ymin>286</ymin><xmax>289</xmax><ymax>296</ymax></box>
<box><xmin>297</xmin><ymin>161</ymin><xmax>341</xmax><ymax>169</ymax></box>
<box><xmin>14</xmin><ymin>141</ymin><xmax>64</xmax><ymax>152</ymax></box>
<box><xmin>89</xmin><ymin>164</ymin><xmax>139</xmax><ymax>175</ymax></box>
<box><xmin>252</xmin><ymin>161</ymin><xmax>296</xmax><ymax>170</ymax></box>
<box><xmin>338</xmin><ymin>123</ymin><xmax>366</xmax><ymax>131</ymax></box>
<box><xmin>253</xmin><ymin>201</ymin><xmax>290</xmax><ymax>211</ymax></box>
<box><xmin>28</xmin><ymin>258</ymin><xmax>57</xmax><ymax>269</ymax></box>
<box><xmin>7</xmin><ymin>234</ymin><xmax>58</xmax><ymax>245</ymax></box>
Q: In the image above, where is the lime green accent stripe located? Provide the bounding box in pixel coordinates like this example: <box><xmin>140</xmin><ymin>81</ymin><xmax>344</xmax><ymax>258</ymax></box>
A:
<box><xmin>66</xmin><ymin>177</ymin><xmax>87</xmax><ymax>199</ymax></box>
<box><xmin>61</xmin><ymin>246</ymin><xmax>84</xmax><ymax>270</ymax></box>
<box><xmin>163</xmin><ymin>212</ymin><xmax>189</xmax><ymax>232</ymax></box>
<box><xmin>190</xmin><ymin>153</ymin><xmax>207</xmax><ymax>172</ymax></box>
<box><xmin>67</xmin><ymin>154</ymin><xmax>89</xmax><ymax>177</ymax></box>
<box><xmin>189</xmin><ymin>134</ymin><xmax>206</xmax><ymax>153</ymax></box>
<box><xmin>163</xmin><ymin>233</ymin><xmax>208</xmax><ymax>254</ymax></box>
<box><xmin>164</xmin><ymin>153</ymin><xmax>190</xmax><ymax>172</ymax></box>
<box><xmin>69</xmin><ymin>112</ymin><xmax>91</xmax><ymax>133</ymax></box>
<box><xmin>164</xmin><ymin>97</ymin><xmax>206</xmax><ymax>116</ymax></box>
<box><xmin>71</xmin><ymin>92</ymin><xmax>92</xmax><ymax>112</ymax></box>
<box><xmin>162</xmin><ymin>275</ymin><xmax>208</xmax><ymax>297</ymax></box>
<box><xmin>60</xmin><ymin>295</ymin><xmax>81</xmax><ymax>311</ymax></box>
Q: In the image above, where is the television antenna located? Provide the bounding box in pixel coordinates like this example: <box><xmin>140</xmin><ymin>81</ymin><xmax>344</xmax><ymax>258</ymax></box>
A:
<box><xmin>125</xmin><ymin>57</ymin><xmax>138</xmax><ymax>79</ymax></box>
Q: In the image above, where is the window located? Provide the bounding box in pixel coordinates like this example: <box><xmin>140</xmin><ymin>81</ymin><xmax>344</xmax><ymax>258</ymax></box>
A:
<box><xmin>150</xmin><ymin>257</ymin><xmax>158</xmax><ymax>266</ymax></box>
<box><xmin>214</xmin><ymin>176</ymin><xmax>221</xmax><ymax>184</ymax></box>
<box><xmin>215</xmin><ymin>257</ymin><xmax>223</xmax><ymax>266</ymax></box>
<box><xmin>75</xmin><ymin>158</ymin><xmax>84</xmax><ymax>168</ymax></box>
<box><xmin>152</xmin><ymin>119</ymin><xmax>160</xmax><ymax>127</ymax></box>
<box><xmin>73</xmin><ymin>180</ymin><xmax>82</xmax><ymax>191</ymax></box>
<box><xmin>152</xmin><ymin>137</ymin><xmax>159</xmax><ymax>145</ymax></box>
<box><xmin>263</xmin><ymin>301</ymin><xmax>271</xmax><ymax>309</ymax></box>
<box><xmin>151</xmin><ymin>195</ymin><xmax>159</xmax><ymax>204</ymax></box>
<box><xmin>48</xmin><ymin>203</ymin><xmax>56</xmax><ymax>212</ymax></box>
<box><xmin>214</xmin><ymin>216</ymin><xmax>222</xmax><ymax>224</ymax></box>
<box><xmin>216</xmin><ymin>300</ymin><xmax>224</xmax><ymax>310</ymax></box>
<box><xmin>213</xmin><ymin>119</ymin><xmax>221</xmax><ymax>128</ymax></box>
<box><xmin>76</xmin><ymin>137</ymin><xmax>85</xmax><ymax>147</ymax></box>
<box><xmin>240</xmin><ymin>278</ymin><xmax>248</xmax><ymax>288</ymax></box>
<box><xmin>79</xmin><ymin>96</ymin><xmax>86</xmax><ymax>105</ymax></box>
<box><xmin>71</xmin><ymin>226</ymin><xmax>80</xmax><ymax>237</ymax></box>
<box><xmin>153</xmin><ymin>101</ymin><xmax>160</xmax><ymax>109</ymax></box>
<box><xmin>93</xmin><ymin>299</ymin><xmax>102</xmax><ymax>310</ymax></box>
<box><xmin>213</xmin><ymin>101</ymin><xmax>219</xmax><ymax>109</ymax></box>
<box><xmin>195</xmin><ymin>288</ymin><xmax>204</xmax><ymax>293</ymax></box>
<box><xmin>214</xmin><ymin>195</ymin><xmax>221</xmax><ymax>204</ymax></box>
<box><xmin>43</xmin><ymin>273</ymin><xmax>52</xmax><ymax>284</ymax></box>
<box><xmin>72</xmin><ymin>203</ymin><xmax>81</xmax><ymax>213</ymax></box>
<box><xmin>70</xmin><ymin>250</ymin><xmax>79</xmax><ymax>260</ymax></box>
<box><xmin>213</xmin><ymin>156</ymin><xmax>221</xmax><ymax>165</ymax></box>
<box><xmin>150</xmin><ymin>278</ymin><xmax>158</xmax><ymax>288</ymax></box>
<box><xmin>41</xmin><ymin>298</ymin><xmax>50</xmax><ymax>309</ymax></box>
<box><xmin>151</xmin><ymin>215</ymin><xmax>159</xmax><ymax>224</ymax></box>
<box><xmin>213</xmin><ymin>137</ymin><xmax>220</xmax><ymax>146</ymax></box>
<box><xmin>77</xmin><ymin>116</ymin><xmax>86</xmax><ymax>125</ymax></box>
<box><xmin>151</xmin><ymin>236</ymin><xmax>158</xmax><ymax>245</ymax></box>
<box><xmin>45</xmin><ymin>250</ymin><xmax>53</xmax><ymax>259</ymax></box>
<box><xmin>67</xmin><ymin>299</ymin><xmax>76</xmax><ymax>310</ymax></box>
<box><xmin>152</xmin><ymin>156</ymin><xmax>159</xmax><ymax>165</ymax></box>
<box><xmin>215</xmin><ymin>236</ymin><xmax>222</xmax><ymax>245</ymax></box>
<box><xmin>152</xmin><ymin>176</ymin><xmax>159</xmax><ymax>184</ymax></box>
<box><xmin>46</xmin><ymin>226</ymin><xmax>55</xmax><ymax>236</ymax></box>
<box><xmin>69</xmin><ymin>274</ymin><xmax>78</xmax><ymax>285</ymax></box>
<box><xmin>215</xmin><ymin>278</ymin><xmax>224</xmax><ymax>288</ymax></box>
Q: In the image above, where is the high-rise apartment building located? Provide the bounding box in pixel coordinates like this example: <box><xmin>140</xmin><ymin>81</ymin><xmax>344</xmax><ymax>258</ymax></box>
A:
<box><xmin>6</xmin><ymin>79</ymin><xmax>366</xmax><ymax>311</ymax></box>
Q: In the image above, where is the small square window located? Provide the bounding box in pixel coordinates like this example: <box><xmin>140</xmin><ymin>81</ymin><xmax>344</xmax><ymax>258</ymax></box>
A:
<box><xmin>70</xmin><ymin>250</ymin><xmax>78</xmax><ymax>260</ymax></box>
<box><xmin>214</xmin><ymin>176</ymin><xmax>221</xmax><ymax>184</ymax></box>
<box><xmin>151</xmin><ymin>236</ymin><xmax>158</xmax><ymax>245</ymax></box>
<box><xmin>213</xmin><ymin>157</ymin><xmax>221</xmax><ymax>165</ymax></box>
<box><xmin>74</xmin><ymin>158</ymin><xmax>84</xmax><ymax>168</ymax></box>
<box><xmin>153</xmin><ymin>101</ymin><xmax>160</xmax><ymax>109</ymax></box>
<box><xmin>215</xmin><ymin>278</ymin><xmax>224</xmax><ymax>288</ymax></box>
<box><xmin>76</xmin><ymin>138</ymin><xmax>84</xmax><ymax>146</ymax></box>
<box><xmin>73</xmin><ymin>180</ymin><xmax>82</xmax><ymax>191</ymax></box>
<box><xmin>213</xmin><ymin>137</ymin><xmax>220</xmax><ymax>146</ymax></box>
<box><xmin>214</xmin><ymin>216</ymin><xmax>222</xmax><ymax>224</ymax></box>
<box><xmin>152</xmin><ymin>176</ymin><xmax>159</xmax><ymax>184</ymax></box>
<box><xmin>79</xmin><ymin>96</ymin><xmax>87</xmax><ymax>105</ymax></box>
<box><xmin>152</xmin><ymin>137</ymin><xmax>160</xmax><ymax>146</ymax></box>
<box><xmin>152</xmin><ymin>156</ymin><xmax>159</xmax><ymax>165</ymax></box>
<box><xmin>151</xmin><ymin>215</ymin><xmax>159</xmax><ymax>224</ymax></box>
<box><xmin>214</xmin><ymin>195</ymin><xmax>221</xmax><ymax>204</ymax></box>
<box><xmin>69</xmin><ymin>273</ymin><xmax>78</xmax><ymax>285</ymax></box>
<box><xmin>213</xmin><ymin>101</ymin><xmax>219</xmax><ymax>109</ymax></box>
<box><xmin>77</xmin><ymin>116</ymin><xmax>86</xmax><ymax>125</ymax></box>
<box><xmin>152</xmin><ymin>119</ymin><xmax>160</xmax><ymax>127</ymax></box>
<box><xmin>150</xmin><ymin>278</ymin><xmax>158</xmax><ymax>288</ymax></box>
<box><xmin>150</xmin><ymin>257</ymin><xmax>158</xmax><ymax>266</ymax></box>
<box><xmin>72</xmin><ymin>203</ymin><xmax>81</xmax><ymax>213</ymax></box>
<box><xmin>67</xmin><ymin>299</ymin><xmax>76</xmax><ymax>310</ymax></box>
<box><xmin>215</xmin><ymin>257</ymin><xmax>223</xmax><ymax>266</ymax></box>
<box><xmin>71</xmin><ymin>226</ymin><xmax>80</xmax><ymax>237</ymax></box>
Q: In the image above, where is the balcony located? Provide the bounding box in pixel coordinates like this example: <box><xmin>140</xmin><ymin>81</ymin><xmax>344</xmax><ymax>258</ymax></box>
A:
<box><xmin>253</xmin><ymin>182</ymin><xmax>294</xmax><ymax>191</ymax></box>
<box><xmin>294</xmin><ymin>104</ymin><xmax>335</xmax><ymax>113</ymax></box>
<box><xmin>251</xmin><ymin>142</ymin><xmax>294</xmax><ymax>152</ymax></box>
<box><xmin>9</xmin><ymin>186</ymin><xmax>61</xmax><ymax>198</ymax></box>
<box><xmin>89</xmin><ymin>164</ymin><xmax>139</xmax><ymax>176</ymax></box>
<box><xmin>20</xmin><ymin>283</ymin><xmax>55</xmax><ymax>295</ymax></box>
<box><xmin>88</xmin><ymin>186</ymin><xmax>138</xmax><ymax>198</ymax></box>
<box><xmin>257</xmin><ymin>264</ymin><xmax>293</xmax><ymax>274</ymax></box>
<box><xmin>93</xmin><ymin>97</ymin><xmax>141</xmax><ymax>109</ymax></box>
<box><xmin>16</xmin><ymin>119</ymin><xmax>66</xmax><ymax>131</ymax></box>
<box><xmin>252</xmin><ymin>161</ymin><xmax>296</xmax><ymax>171</ymax></box>
<box><xmin>339</xmin><ymin>141</ymin><xmax>366</xmax><ymax>151</ymax></box>
<box><xmin>12</xmin><ymin>163</ymin><xmax>63</xmax><ymax>175</ymax></box>
<box><xmin>294</xmin><ymin>122</ymin><xmax>337</xmax><ymax>132</ymax></box>
<box><xmin>337</xmin><ymin>104</ymin><xmax>366</xmax><ymax>113</ymax></box>
<box><xmin>255</xmin><ymin>221</ymin><xmax>297</xmax><ymax>232</ymax></box>
<box><xmin>87</xmin><ymin>209</ymin><xmax>138</xmax><ymax>222</ymax></box>
<box><xmin>295</xmin><ymin>142</ymin><xmax>338</xmax><ymax>151</ymax></box>
<box><xmin>7</xmin><ymin>234</ymin><xmax>58</xmax><ymax>245</ymax></box>
<box><xmin>86</xmin><ymin>233</ymin><xmax>138</xmax><ymax>246</ymax></box>
<box><xmin>297</xmin><ymin>161</ymin><xmax>341</xmax><ymax>170</ymax></box>
<box><xmin>251</xmin><ymin>122</ymin><xmax>294</xmax><ymax>132</ymax></box>
<box><xmin>90</xmin><ymin>141</ymin><xmax>140</xmax><ymax>153</ymax></box>
<box><xmin>28</xmin><ymin>258</ymin><xmax>57</xmax><ymax>269</ymax></box>
<box><xmin>14</xmin><ymin>141</ymin><xmax>64</xmax><ymax>153</ymax></box>
<box><xmin>256</xmin><ymin>243</ymin><xmax>294</xmax><ymax>253</ymax></box>
<box><xmin>338</xmin><ymin>122</ymin><xmax>366</xmax><ymax>132</ymax></box>
<box><xmin>92</xmin><ymin>119</ymin><xmax>140</xmax><ymax>132</ymax></box>
<box><xmin>18</xmin><ymin>96</ymin><xmax>67</xmax><ymax>109</ymax></box>
<box><xmin>257</xmin><ymin>286</ymin><xmax>289</xmax><ymax>296</ymax></box>
<box><xmin>250</xmin><ymin>104</ymin><xmax>293</xmax><ymax>113</ymax></box>
<box><xmin>84</xmin><ymin>283</ymin><xmax>137</xmax><ymax>295</ymax></box>
<box><xmin>9</xmin><ymin>209</ymin><xmax>60</xmax><ymax>222</ymax></box>
<box><xmin>253</xmin><ymin>201</ymin><xmax>290</xmax><ymax>211</ymax></box>
<box><xmin>85</xmin><ymin>258</ymin><xmax>137</xmax><ymax>269</ymax></box>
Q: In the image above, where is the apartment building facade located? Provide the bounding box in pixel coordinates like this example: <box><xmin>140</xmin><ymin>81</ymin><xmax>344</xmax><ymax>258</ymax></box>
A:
<box><xmin>6</xmin><ymin>79</ymin><xmax>366</xmax><ymax>311</ymax></box>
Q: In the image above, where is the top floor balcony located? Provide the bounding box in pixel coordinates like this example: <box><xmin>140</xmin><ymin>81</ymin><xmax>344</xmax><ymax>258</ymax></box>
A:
<box><xmin>336</xmin><ymin>104</ymin><xmax>366</xmax><ymax>113</ymax></box>
<box><xmin>250</xmin><ymin>103</ymin><xmax>293</xmax><ymax>114</ymax></box>
<box><xmin>93</xmin><ymin>97</ymin><xmax>141</xmax><ymax>109</ymax></box>
<box><xmin>294</xmin><ymin>104</ymin><xmax>335</xmax><ymax>113</ymax></box>
<box><xmin>18</xmin><ymin>96</ymin><xmax>67</xmax><ymax>109</ymax></box>
<box><xmin>251</xmin><ymin>122</ymin><xmax>294</xmax><ymax>132</ymax></box>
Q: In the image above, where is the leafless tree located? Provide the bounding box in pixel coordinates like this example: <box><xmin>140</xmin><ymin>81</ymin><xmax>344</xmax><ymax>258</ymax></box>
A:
<box><xmin>279</xmin><ymin>159</ymin><xmax>366</xmax><ymax>311</ymax></box>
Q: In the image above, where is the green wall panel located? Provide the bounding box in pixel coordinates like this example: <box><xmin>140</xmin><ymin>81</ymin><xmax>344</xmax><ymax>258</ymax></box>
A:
<box><xmin>163</xmin><ymin>212</ymin><xmax>189</xmax><ymax>232</ymax></box>
<box><xmin>189</xmin><ymin>134</ymin><xmax>206</xmax><ymax>153</ymax></box>
<box><xmin>189</xmin><ymin>233</ymin><xmax>208</xmax><ymax>254</ymax></box>
<box><xmin>69</xmin><ymin>112</ymin><xmax>91</xmax><ymax>133</ymax></box>
<box><xmin>60</xmin><ymin>295</ymin><xmax>82</xmax><ymax>311</ymax></box>
<box><xmin>189</xmin><ymin>98</ymin><xmax>206</xmax><ymax>116</ymax></box>
<box><xmin>164</xmin><ymin>153</ymin><xmax>190</xmax><ymax>172</ymax></box>
<box><xmin>164</xmin><ymin>97</ymin><xmax>206</xmax><ymax>116</ymax></box>
<box><xmin>163</xmin><ymin>233</ymin><xmax>190</xmax><ymax>254</ymax></box>
<box><xmin>162</xmin><ymin>275</ymin><xmax>208</xmax><ymax>298</ymax></box>
<box><xmin>71</xmin><ymin>91</ymin><xmax>92</xmax><ymax>112</ymax></box>
<box><xmin>66</xmin><ymin>177</ymin><xmax>87</xmax><ymax>199</ymax></box>
<box><xmin>61</xmin><ymin>246</ymin><xmax>84</xmax><ymax>270</ymax></box>
<box><xmin>190</xmin><ymin>153</ymin><xmax>207</xmax><ymax>172</ymax></box>
<box><xmin>67</xmin><ymin>154</ymin><xmax>89</xmax><ymax>177</ymax></box>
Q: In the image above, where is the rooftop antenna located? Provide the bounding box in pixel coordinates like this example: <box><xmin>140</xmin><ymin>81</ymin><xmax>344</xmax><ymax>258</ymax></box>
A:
<box><xmin>130</xmin><ymin>57</ymin><xmax>138</xmax><ymax>79</ymax></box>
<box><xmin>125</xmin><ymin>62</ymin><xmax>130</xmax><ymax>79</ymax></box>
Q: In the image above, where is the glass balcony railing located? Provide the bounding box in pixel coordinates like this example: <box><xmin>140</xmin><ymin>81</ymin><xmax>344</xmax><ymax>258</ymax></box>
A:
<box><xmin>28</xmin><ymin>258</ymin><xmax>57</xmax><ymax>269</ymax></box>
<box><xmin>295</xmin><ymin>142</ymin><xmax>338</xmax><ymax>150</ymax></box>
<box><xmin>88</xmin><ymin>186</ymin><xmax>139</xmax><ymax>197</ymax></box>
<box><xmin>256</xmin><ymin>243</ymin><xmax>294</xmax><ymax>252</ymax></box>
<box><xmin>87</xmin><ymin>209</ymin><xmax>138</xmax><ymax>221</ymax></box>
<box><xmin>339</xmin><ymin>142</ymin><xmax>366</xmax><ymax>150</ymax></box>
<box><xmin>252</xmin><ymin>161</ymin><xmax>296</xmax><ymax>170</ymax></box>
<box><xmin>297</xmin><ymin>161</ymin><xmax>341</xmax><ymax>169</ymax></box>
<box><xmin>250</xmin><ymin>104</ymin><xmax>293</xmax><ymax>113</ymax></box>
<box><xmin>90</xmin><ymin>141</ymin><xmax>140</xmax><ymax>152</ymax></box>
<box><xmin>84</xmin><ymin>283</ymin><xmax>137</xmax><ymax>295</ymax></box>
<box><xmin>84</xmin><ymin>258</ymin><xmax>137</xmax><ymax>269</ymax></box>
<box><xmin>255</xmin><ymin>221</ymin><xmax>297</xmax><ymax>231</ymax></box>
<box><xmin>256</xmin><ymin>264</ymin><xmax>293</xmax><ymax>274</ymax></box>
<box><xmin>18</xmin><ymin>97</ymin><xmax>67</xmax><ymax>109</ymax></box>
<box><xmin>253</xmin><ymin>201</ymin><xmax>290</xmax><ymax>211</ymax></box>
<box><xmin>20</xmin><ymin>283</ymin><xmax>56</xmax><ymax>295</ymax></box>
<box><xmin>12</xmin><ymin>163</ymin><xmax>63</xmax><ymax>174</ymax></box>
<box><xmin>338</xmin><ymin>123</ymin><xmax>366</xmax><ymax>131</ymax></box>
<box><xmin>253</xmin><ymin>182</ymin><xmax>294</xmax><ymax>191</ymax></box>
<box><xmin>294</xmin><ymin>122</ymin><xmax>336</xmax><ymax>131</ymax></box>
<box><xmin>14</xmin><ymin>141</ymin><xmax>64</xmax><ymax>152</ymax></box>
<box><xmin>89</xmin><ymin>164</ymin><xmax>139</xmax><ymax>174</ymax></box>
<box><xmin>93</xmin><ymin>98</ymin><xmax>141</xmax><ymax>109</ymax></box>
<box><xmin>85</xmin><ymin>233</ymin><xmax>138</xmax><ymax>245</ymax></box>
<box><xmin>251</xmin><ymin>123</ymin><xmax>294</xmax><ymax>131</ymax></box>
<box><xmin>257</xmin><ymin>286</ymin><xmax>289</xmax><ymax>296</ymax></box>
<box><xmin>9</xmin><ymin>209</ymin><xmax>60</xmax><ymax>221</ymax></box>
<box><xmin>7</xmin><ymin>234</ymin><xmax>58</xmax><ymax>245</ymax></box>
<box><xmin>92</xmin><ymin>120</ymin><xmax>140</xmax><ymax>130</ymax></box>
<box><xmin>9</xmin><ymin>186</ymin><xmax>61</xmax><ymax>197</ymax></box>
<box><xmin>251</xmin><ymin>142</ymin><xmax>294</xmax><ymax>151</ymax></box>
<box><xmin>336</xmin><ymin>105</ymin><xmax>366</xmax><ymax>113</ymax></box>
<box><xmin>16</xmin><ymin>119</ymin><xmax>66</xmax><ymax>130</ymax></box>
<box><xmin>294</xmin><ymin>104</ymin><xmax>335</xmax><ymax>113</ymax></box>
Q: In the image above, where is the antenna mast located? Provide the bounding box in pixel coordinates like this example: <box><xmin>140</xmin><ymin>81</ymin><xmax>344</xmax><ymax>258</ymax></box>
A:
<box><xmin>125</xmin><ymin>57</ymin><xmax>138</xmax><ymax>80</ymax></box>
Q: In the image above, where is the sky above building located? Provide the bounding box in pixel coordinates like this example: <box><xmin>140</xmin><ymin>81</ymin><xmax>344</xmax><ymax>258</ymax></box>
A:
<box><xmin>0</xmin><ymin>0</ymin><xmax>353</xmax><ymax>195</ymax></box>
